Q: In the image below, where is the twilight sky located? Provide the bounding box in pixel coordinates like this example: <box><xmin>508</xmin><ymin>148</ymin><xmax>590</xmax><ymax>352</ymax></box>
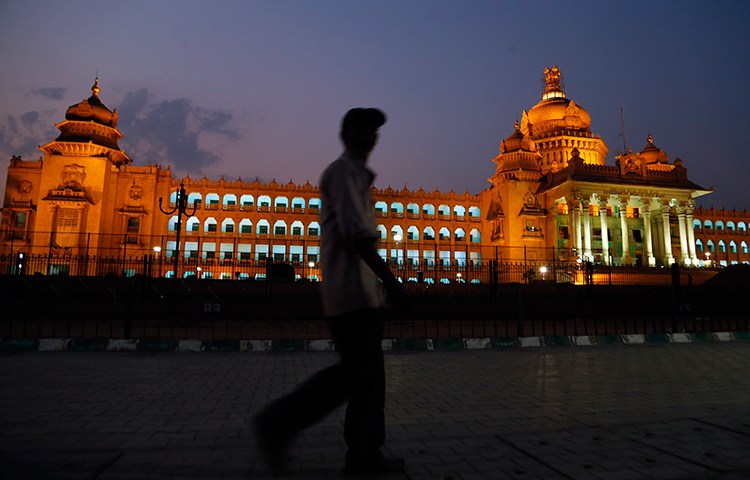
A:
<box><xmin>1</xmin><ymin>0</ymin><xmax>749</xmax><ymax>210</ymax></box>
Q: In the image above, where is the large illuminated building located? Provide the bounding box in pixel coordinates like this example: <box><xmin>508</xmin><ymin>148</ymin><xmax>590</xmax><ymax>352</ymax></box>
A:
<box><xmin>1</xmin><ymin>68</ymin><xmax>748</xmax><ymax>279</ymax></box>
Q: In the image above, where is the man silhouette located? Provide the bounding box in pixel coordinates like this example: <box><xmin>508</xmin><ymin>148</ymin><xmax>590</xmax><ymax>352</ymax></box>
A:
<box><xmin>255</xmin><ymin>108</ymin><xmax>408</xmax><ymax>476</ymax></box>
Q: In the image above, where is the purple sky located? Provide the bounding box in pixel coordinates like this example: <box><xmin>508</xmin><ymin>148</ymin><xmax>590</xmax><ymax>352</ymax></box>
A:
<box><xmin>1</xmin><ymin>1</ymin><xmax>749</xmax><ymax>210</ymax></box>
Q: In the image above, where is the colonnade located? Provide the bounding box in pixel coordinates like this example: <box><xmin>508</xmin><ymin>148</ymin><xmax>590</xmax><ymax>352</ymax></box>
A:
<box><xmin>565</xmin><ymin>195</ymin><xmax>699</xmax><ymax>266</ymax></box>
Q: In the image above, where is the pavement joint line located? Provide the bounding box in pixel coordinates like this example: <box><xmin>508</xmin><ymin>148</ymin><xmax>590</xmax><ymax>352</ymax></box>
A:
<box><xmin>494</xmin><ymin>433</ymin><xmax>576</xmax><ymax>480</ymax></box>
<box><xmin>606</xmin><ymin>424</ymin><xmax>732</xmax><ymax>475</ymax></box>
<box><xmin>1</xmin><ymin>331</ymin><xmax>747</xmax><ymax>352</ymax></box>
<box><xmin>691</xmin><ymin>417</ymin><xmax>750</xmax><ymax>438</ymax></box>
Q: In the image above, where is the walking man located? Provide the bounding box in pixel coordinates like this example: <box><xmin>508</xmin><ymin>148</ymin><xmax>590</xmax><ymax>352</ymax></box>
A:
<box><xmin>255</xmin><ymin>108</ymin><xmax>408</xmax><ymax>476</ymax></box>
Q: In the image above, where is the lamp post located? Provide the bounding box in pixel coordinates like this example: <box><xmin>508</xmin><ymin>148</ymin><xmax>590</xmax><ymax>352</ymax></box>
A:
<box><xmin>159</xmin><ymin>182</ymin><xmax>199</xmax><ymax>280</ymax></box>
<box><xmin>153</xmin><ymin>246</ymin><xmax>161</xmax><ymax>278</ymax></box>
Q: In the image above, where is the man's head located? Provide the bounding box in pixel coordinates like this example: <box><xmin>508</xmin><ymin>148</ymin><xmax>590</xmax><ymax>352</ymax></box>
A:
<box><xmin>340</xmin><ymin>108</ymin><xmax>386</xmax><ymax>157</ymax></box>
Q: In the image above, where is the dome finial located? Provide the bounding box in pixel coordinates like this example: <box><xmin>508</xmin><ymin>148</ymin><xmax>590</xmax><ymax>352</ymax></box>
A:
<box><xmin>542</xmin><ymin>65</ymin><xmax>565</xmax><ymax>100</ymax></box>
<box><xmin>91</xmin><ymin>76</ymin><xmax>100</xmax><ymax>97</ymax></box>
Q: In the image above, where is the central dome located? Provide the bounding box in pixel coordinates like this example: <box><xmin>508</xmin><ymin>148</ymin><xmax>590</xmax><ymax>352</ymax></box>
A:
<box><xmin>524</xmin><ymin>66</ymin><xmax>591</xmax><ymax>136</ymax></box>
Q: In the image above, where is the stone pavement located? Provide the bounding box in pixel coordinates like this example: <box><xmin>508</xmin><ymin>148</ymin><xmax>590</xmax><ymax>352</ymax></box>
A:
<box><xmin>1</xmin><ymin>342</ymin><xmax>750</xmax><ymax>479</ymax></box>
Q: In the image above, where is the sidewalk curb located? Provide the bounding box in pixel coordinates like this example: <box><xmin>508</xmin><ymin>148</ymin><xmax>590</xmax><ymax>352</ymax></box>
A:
<box><xmin>0</xmin><ymin>332</ymin><xmax>745</xmax><ymax>353</ymax></box>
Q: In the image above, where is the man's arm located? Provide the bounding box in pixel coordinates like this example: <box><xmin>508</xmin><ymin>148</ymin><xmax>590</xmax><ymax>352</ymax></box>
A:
<box><xmin>352</xmin><ymin>238</ymin><xmax>409</xmax><ymax>313</ymax></box>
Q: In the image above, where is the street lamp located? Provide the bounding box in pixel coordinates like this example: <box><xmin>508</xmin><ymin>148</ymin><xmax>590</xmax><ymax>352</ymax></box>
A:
<box><xmin>159</xmin><ymin>182</ymin><xmax>199</xmax><ymax>280</ymax></box>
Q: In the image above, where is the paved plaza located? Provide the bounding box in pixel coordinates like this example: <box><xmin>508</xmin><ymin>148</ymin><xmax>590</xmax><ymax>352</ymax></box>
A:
<box><xmin>1</xmin><ymin>342</ymin><xmax>750</xmax><ymax>479</ymax></box>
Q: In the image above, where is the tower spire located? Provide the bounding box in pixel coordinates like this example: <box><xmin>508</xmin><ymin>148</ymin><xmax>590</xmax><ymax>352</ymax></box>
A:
<box><xmin>91</xmin><ymin>76</ymin><xmax>100</xmax><ymax>97</ymax></box>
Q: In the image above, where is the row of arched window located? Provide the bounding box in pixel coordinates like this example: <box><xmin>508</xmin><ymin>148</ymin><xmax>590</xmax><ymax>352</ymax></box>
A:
<box><xmin>377</xmin><ymin>225</ymin><xmax>481</xmax><ymax>243</ymax></box>
<box><xmin>695</xmin><ymin>239</ymin><xmax>749</xmax><ymax>254</ymax></box>
<box><xmin>693</xmin><ymin>219</ymin><xmax>748</xmax><ymax>234</ymax></box>
<box><xmin>175</xmin><ymin>192</ymin><xmax>322</xmax><ymax>211</ymax></box>
<box><xmin>169</xmin><ymin>217</ymin><xmax>320</xmax><ymax>237</ymax></box>
<box><xmin>168</xmin><ymin>216</ymin><xmax>483</xmax><ymax>243</ymax></box>
<box><xmin>374</xmin><ymin>201</ymin><xmax>481</xmax><ymax>219</ymax></box>
<box><xmin>172</xmin><ymin>192</ymin><xmax>484</xmax><ymax>220</ymax></box>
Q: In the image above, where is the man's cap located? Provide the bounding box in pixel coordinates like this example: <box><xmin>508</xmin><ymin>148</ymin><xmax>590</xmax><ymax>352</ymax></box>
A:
<box><xmin>341</xmin><ymin>108</ymin><xmax>386</xmax><ymax>132</ymax></box>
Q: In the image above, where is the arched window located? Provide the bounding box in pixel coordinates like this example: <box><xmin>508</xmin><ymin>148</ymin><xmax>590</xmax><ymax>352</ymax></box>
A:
<box><xmin>257</xmin><ymin>220</ymin><xmax>270</xmax><ymax>236</ymax></box>
<box><xmin>695</xmin><ymin>239</ymin><xmax>704</xmax><ymax>252</ymax></box>
<box><xmin>406</xmin><ymin>203</ymin><xmax>419</xmax><ymax>217</ymax></box>
<box><xmin>470</xmin><ymin>229</ymin><xmax>481</xmax><ymax>243</ymax></box>
<box><xmin>168</xmin><ymin>216</ymin><xmax>178</xmax><ymax>231</ymax></box>
<box><xmin>290</xmin><ymin>221</ymin><xmax>304</xmax><ymax>236</ymax></box>
<box><xmin>273</xmin><ymin>220</ymin><xmax>287</xmax><ymax>236</ymax></box>
<box><xmin>205</xmin><ymin>193</ymin><xmax>220</xmax><ymax>207</ymax></box>
<box><xmin>391</xmin><ymin>225</ymin><xmax>404</xmax><ymax>240</ymax></box>
<box><xmin>468</xmin><ymin>206</ymin><xmax>481</xmax><ymax>218</ymax></box>
<box><xmin>221</xmin><ymin>218</ymin><xmax>235</xmax><ymax>233</ymax></box>
<box><xmin>454</xmin><ymin>228</ymin><xmax>466</xmax><ymax>241</ymax></box>
<box><xmin>423</xmin><ymin>226</ymin><xmax>435</xmax><ymax>241</ymax></box>
<box><xmin>257</xmin><ymin>195</ymin><xmax>272</xmax><ymax>212</ymax></box>
<box><xmin>438</xmin><ymin>205</ymin><xmax>450</xmax><ymax>218</ymax></box>
<box><xmin>742</xmin><ymin>241</ymin><xmax>748</xmax><ymax>254</ymax></box>
<box><xmin>274</xmin><ymin>196</ymin><xmax>289</xmax><ymax>212</ymax></box>
<box><xmin>374</xmin><ymin>201</ymin><xmax>388</xmax><ymax>217</ymax></box>
<box><xmin>308</xmin><ymin>198</ymin><xmax>322</xmax><ymax>211</ymax></box>
<box><xmin>692</xmin><ymin>219</ymin><xmax>702</xmax><ymax>230</ymax></box>
<box><xmin>423</xmin><ymin>204</ymin><xmax>435</xmax><ymax>217</ymax></box>
<box><xmin>704</xmin><ymin>220</ymin><xmax>713</xmax><ymax>230</ymax></box>
<box><xmin>204</xmin><ymin>217</ymin><xmax>218</xmax><ymax>233</ymax></box>
<box><xmin>222</xmin><ymin>194</ymin><xmax>237</xmax><ymax>208</ymax></box>
<box><xmin>716</xmin><ymin>220</ymin><xmax>725</xmax><ymax>232</ymax></box>
<box><xmin>719</xmin><ymin>240</ymin><xmax>726</xmax><ymax>253</ymax></box>
<box><xmin>239</xmin><ymin>219</ymin><xmax>253</xmax><ymax>234</ymax></box>
<box><xmin>728</xmin><ymin>221</ymin><xmax>736</xmax><ymax>233</ymax></box>
<box><xmin>407</xmin><ymin>226</ymin><xmax>419</xmax><ymax>241</ymax></box>
<box><xmin>240</xmin><ymin>194</ymin><xmax>254</xmax><ymax>208</ymax></box>
<box><xmin>730</xmin><ymin>241</ymin><xmax>737</xmax><ymax>254</ymax></box>
<box><xmin>453</xmin><ymin>205</ymin><xmax>466</xmax><ymax>219</ymax></box>
<box><xmin>376</xmin><ymin>225</ymin><xmax>387</xmax><ymax>239</ymax></box>
<box><xmin>390</xmin><ymin>202</ymin><xmax>404</xmax><ymax>216</ymax></box>
<box><xmin>739</xmin><ymin>222</ymin><xmax>747</xmax><ymax>233</ymax></box>
<box><xmin>707</xmin><ymin>240</ymin><xmax>715</xmax><ymax>252</ymax></box>
<box><xmin>187</xmin><ymin>192</ymin><xmax>203</xmax><ymax>206</ymax></box>
<box><xmin>307</xmin><ymin>221</ymin><xmax>320</xmax><ymax>237</ymax></box>
<box><xmin>291</xmin><ymin>197</ymin><xmax>306</xmax><ymax>212</ymax></box>
<box><xmin>186</xmin><ymin>217</ymin><xmax>201</xmax><ymax>232</ymax></box>
<box><xmin>439</xmin><ymin>227</ymin><xmax>450</xmax><ymax>241</ymax></box>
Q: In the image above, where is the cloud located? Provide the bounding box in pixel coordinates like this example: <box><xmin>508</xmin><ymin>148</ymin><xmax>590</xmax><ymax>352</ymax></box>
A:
<box><xmin>0</xmin><ymin>89</ymin><xmax>239</xmax><ymax>175</ymax></box>
<box><xmin>32</xmin><ymin>87</ymin><xmax>67</xmax><ymax>100</ymax></box>
<box><xmin>0</xmin><ymin>111</ymin><xmax>56</xmax><ymax>160</ymax></box>
<box><xmin>117</xmin><ymin>88</ymin><xmax>239</xmax><ymax>173</ymax></box>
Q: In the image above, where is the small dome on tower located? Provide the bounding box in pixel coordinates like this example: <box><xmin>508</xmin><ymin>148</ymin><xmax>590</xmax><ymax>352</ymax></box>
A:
<box><xmin>64</xmin><ymin>77</ymin><xmax>119</xmax><ymax>128</ymax></box>
<box><xmin>639</xmin><ymin>134</ymin><xmax>669</xmax><ymax>164</ymax></box>
<box><xmin>500</xmin><ymin>121</ymin><xmax>536</xmax><ymax>154</ymax></box>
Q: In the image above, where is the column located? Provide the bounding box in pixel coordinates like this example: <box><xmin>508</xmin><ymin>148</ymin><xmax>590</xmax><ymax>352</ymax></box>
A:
<box><xmin>583</xmin><ymin>200</ymin><xmax>593</xmax><ymax>261</ymax></box>
<box><xmin>574</xmin><ymin>204</ymin><xmax>583</xmax><ymax>259</ymax></box>
<box><xmin>677</xmin><ymin>206</ymin><xmax>690</xmax><ymax>266</ymax></box>
<box><xmin>643</xmin><ymin>206</ymin><xmax>655</xmax><ymax>267</ymax></box>
<box><xmin>600</xmin><ymin>206</ymin><xmax>610</xmax><ymax>265</ymax></box>
<box><xmin>662</xmin><ymin>208</ymin><xmax>675</xmax><ymax>265</ymax></box>
<box><xmin>685</xmin><ymin>203</ymin><xmax>698</xmax><ymax>264</ymax></box>
<box><xmin>619</xmin><ymin>200</ymin><xmax>630</xmax><ymax>266</ymax></box>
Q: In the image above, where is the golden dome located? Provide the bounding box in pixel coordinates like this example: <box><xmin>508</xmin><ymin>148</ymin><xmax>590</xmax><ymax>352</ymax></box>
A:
<box><xmin>64</xmin><ymin>77</ymin><xmax>119</xmax><ymax>128</ymax></box>
<box><xmin>500</xmin><ymin>122</ymin><xmax>536</xmax><ymax>154</ymax></box>
<box><xmin>639</xmin><ymin>134</ymin><xmax>669</xmax><ymax>164</ymax></box>
<box><xmin>525</xmin><ymin>66</ymin><xmax>591</xmax><ymax>136</ymax></box>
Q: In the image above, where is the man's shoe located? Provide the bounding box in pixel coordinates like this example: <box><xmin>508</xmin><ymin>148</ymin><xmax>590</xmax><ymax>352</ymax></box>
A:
<box><xmin>253</xmin><ymin>413</ymin><xmax>292</xmax><ymax>476</ymax></box>
<box><xmin>343</xmin><ymin>452</ymin><xmax>405</xmax><ymax>477</ymax></box>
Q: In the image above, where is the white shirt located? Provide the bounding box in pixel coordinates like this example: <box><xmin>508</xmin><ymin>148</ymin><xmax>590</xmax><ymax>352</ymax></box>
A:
<box><xmin>318</xmin><ymin>153</ymin><xmax>385</xmax><ymax>317</ymax></box>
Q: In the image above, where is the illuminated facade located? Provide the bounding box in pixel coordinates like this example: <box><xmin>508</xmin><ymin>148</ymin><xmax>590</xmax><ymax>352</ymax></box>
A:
<box><xmin>1</xmin><ymin>68</ymin><xmax>748</xmax><ymax>279</ymax></box>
